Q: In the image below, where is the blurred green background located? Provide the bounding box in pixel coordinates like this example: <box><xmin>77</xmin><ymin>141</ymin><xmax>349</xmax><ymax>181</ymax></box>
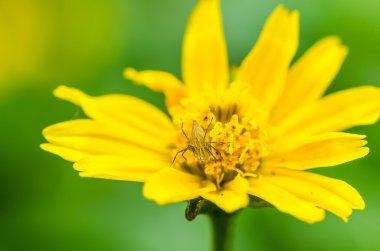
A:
<box><xmin>1</xmin><ymin>0</ymin><xmax>379</xmax><ymax>250</ymax></box>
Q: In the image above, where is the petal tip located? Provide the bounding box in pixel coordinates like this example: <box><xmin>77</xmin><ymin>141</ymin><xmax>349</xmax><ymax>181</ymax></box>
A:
<box><xmin>348</xmin><ymin>187</ymin><xmax>365</xmax><ymax>210</ymax></box>
<box><xmin>78</xmin><ymin>171</ymin><xmax>91</xmax><ymax>178</ymax></box>
<box><xmin>274</xmin><ymin>4</ymin><xmax>297</xmax><ymax>16</ymax></box>
<box><xmin>305</xmin><ymin>209</ymin><xmax>326</xmax><ymax>224</ymax></box>
<box><xmin>360</xmin><ymin>147</ymin><xmax>370</xmax><ymax>157</ymax></box>
<box><xmin>290</xmin><ymin>9</ymin><xmax>299</xmax><ymax>19</ymax></box>
<box><xmin>323</xmin><ymin>35</ymin><xmax>342</xmax><ymax>44</ymax></box>
<box><xmin>358</xmin><ymin>200</ymin><xmax>366</xmax><ymax>210</ymax></box>
<box><xmin>142</xmin><ymin>183</ymin><xmax>166</xmax><ymax>205</ymax></box>
<box><xmin>40</xmin><ymin>143</ymin><xmax>49</xmax><ymax>151</ymax></box>
<box><xmin>41</xmin><ymin>127</ymin><xmax>49</xmax><ymax>137</ymax></box>
<box><xmin>41</xmin><ymin>123</ymin><xmax>56</xmax><ymax>137</ymax></box>
<box><xmin>274</xmin><ymin>4</ymin><xmax>286</xmax><ymax>12</ymax></box>
<box><xmin>53</xmin><ymin>85</ymin><xmax>70</xmax><ymax>98</ymax></box>
<box><xmin>73</xmin><ymin>162</ymin><xmax>82</xmax><ymax>171</ymax></box>
<box><xmin>53</xmin><ymin>85</ymin><xmax>84</xmax><ymax>105</ymax></box>
<box><xmin>318</xmin><ymin>35</ymin><xmax>349</xmax><ymax>57</ymax></box>
<box><xmin>123</xmin><ymin>67</ymin><xmax>137</xmax><ymax>80</ymax></box>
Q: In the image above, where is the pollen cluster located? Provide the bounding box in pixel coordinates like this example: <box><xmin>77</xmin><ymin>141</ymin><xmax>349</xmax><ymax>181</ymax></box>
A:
<box><xmin>169</xmin><ymin>82</ymin><xmax>270</xmax><ymax>189</ymax></box>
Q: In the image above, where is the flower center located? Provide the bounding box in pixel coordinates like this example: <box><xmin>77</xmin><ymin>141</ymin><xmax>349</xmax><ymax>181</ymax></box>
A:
<box><xmin>169</xmin><ymin>82</ymin><xmax>269</xmax><ymax>189</ymax></box>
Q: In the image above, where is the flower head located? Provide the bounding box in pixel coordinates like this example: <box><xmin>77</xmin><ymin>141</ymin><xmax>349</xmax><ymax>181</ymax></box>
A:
<box><xmin>42</xmin><ymin>0</ymin><xmax>380</xmax><ymax>223</ymax></box>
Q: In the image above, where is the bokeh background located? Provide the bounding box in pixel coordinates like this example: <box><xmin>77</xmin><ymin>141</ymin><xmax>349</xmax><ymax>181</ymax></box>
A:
<box><xmin>1</xmin><ymin>0</ymin><xmax>379</xmax><ymax>250</ymax></box>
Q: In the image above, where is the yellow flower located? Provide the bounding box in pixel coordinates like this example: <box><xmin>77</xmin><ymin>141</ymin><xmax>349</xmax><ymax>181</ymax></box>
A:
<box><xmin>42</xmin><ymin>0</ymin><xmax>380</xmax><ymax>223</ymax></box>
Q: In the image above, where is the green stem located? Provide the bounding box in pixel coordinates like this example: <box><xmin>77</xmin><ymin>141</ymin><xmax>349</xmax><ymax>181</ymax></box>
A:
<box><xmin>209</xmin><ymin>212</ymin><xmax>236</xmax><ymax>251</ymax></box>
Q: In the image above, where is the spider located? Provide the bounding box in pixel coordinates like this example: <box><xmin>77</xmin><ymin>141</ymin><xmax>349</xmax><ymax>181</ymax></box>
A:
<box><xmin>171</xmin><ymin>118</ymin><xmax>221</xmax><ymax>165</ymax></box>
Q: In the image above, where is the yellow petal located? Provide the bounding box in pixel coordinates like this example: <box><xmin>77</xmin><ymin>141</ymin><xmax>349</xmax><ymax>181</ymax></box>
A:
<box><xmin>42</xmin><ymin>119</ymin><xmax>171</xmax><ymax>162</ymax></box>
<box><xmin>248</xmin><ymin>178</ymin><xmax>325</xmax><ymax>223</ymax></box>
<box><xmin>182</xmin><ymin>0</ymin><xmax>229</xmax><ymax>92</ymax></box>
<box><xmin>53</xmin><ymin>86</ymin><xmax>175</xmax><ymax>139</ymax></box>
<box><xmin>74</xmin><ymin>155</ymin><xmax>167</xmax><ymax>182</ymax></box>
<box><xmin>236</xmin><ymin>5</ymin><xmax>299</xmax><ymax>110</ymax></box>
<box><xmin>261</xmin><ymin>167</ymin><xmax>364</xmax><ymax>210</ymax></box>
<box><xmin>260</xmin><ymin>170</ymin><xmax>353</xmax><ymax>221</ymax></box>
<box><xmin>124</xmin><ymin>68</ymin><xmax>186</xmax><ymax>107</ymax></box>
<box><xmin>43</xmin><ymin>119</ymin><xmax>171</xmax><ymax>154</ymax></box>
<box><xmin>40</xmin><ymin>143</ymin><xmax>90</xmax><ymax>162</ymax></box>
<box><xmin>271</xmin><ymin>36</ymin><xmax>348</xmax><ymax>124</ymax></box>
<box><xmin>266</xmin><ymin>132</ymin><xmax>369</xmax><ymax>170</ymax></box>
<box><xmin>278</xmin><ymin>86</ymin><xmax>380</xmax><ymax>136</ymax></box>
<box><xmin>143</xmin><ymin>167</ymin><xmax>215</xmax><ymax>205</ymax></box>
<box><xmin>201</xmin><ymin>176</ymin><xmax>249</xmax><ymax>213</ymax></box>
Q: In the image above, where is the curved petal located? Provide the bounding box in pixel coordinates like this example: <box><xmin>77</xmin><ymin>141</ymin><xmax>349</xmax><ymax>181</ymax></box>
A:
<box><xmin>248</xmin><ymin>177</ymin><xmax>325</xmax><ymax>223</ymax></box>
<box><xmin>43</xmin><ymin>119</ymin><xmax>171</xmax><ymax>155</ymax></box>
<box><xmin>278</xmin><ymin>86</ymin><xmax>380</xmax><ymax>137</ymax></box>
<box><xmin>201</xmin><ymin>176</ymin><xmax>249</xmax><ymax>213</ymax></box>
<box><xmin>236</xmin><ymin>5</ymin><xmax>299</xmax><ymax>110</ymax></box>
<box><xmin>260</xmin><ymin>167</ymin><xmax>365</xmax><ymax>210</ymax></box>
<box><xmin>74</xmin><ymin>155</ymin><xmax>167</xmax><ymax>182</ymax></box>
<box><xmin>42</xmin><ymin>119</ymin><xmax>171</xmax><ymax>162</ymax></box>
<box><xmin>124</xmin><ymin>68</ymin><xmax>186</xmax><ymax>107</ymax></box>
<box><xmin>271</xmin><ymin>36</ymin><xmax>348</xmax><ymax>124</ymax></box>
<box><xmin>53</xmin><ymin>86</ymin><xmax>175</xmax><ymax>139</ymax></box>
<box><xmin>266</xmin><ymin>132</ymin><xmax>368</xmax><ymax>170</ymax></box>
<box><xmin>182</xmin><ymin>0</ymin><xmax>229</xmax><ymax>92</ymax></box>
<box><xmin>260</xmin><ymin>171</ymin><xmax>349</xmax><ymax>221</ymax></box>
<box><xmin>143</xmin><ymin>167</ymin><xmax>215</xmax><ymax>205</ymax></box>
<box><xmin>41</xmin><ymin>143</ymin><xmax>90</xmax><ymax>162</ymax></box>
<box><xmin>259</xmin><ymin>167</ymin><xmax>364</xmax><ymax>221</ymax></box>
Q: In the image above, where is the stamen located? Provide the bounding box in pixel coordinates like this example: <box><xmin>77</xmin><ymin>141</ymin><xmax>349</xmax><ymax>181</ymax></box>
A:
<box><xmin>170</xmin><ymin>85</ymin><xmax>268</xmax><ymax>188</ymax></box>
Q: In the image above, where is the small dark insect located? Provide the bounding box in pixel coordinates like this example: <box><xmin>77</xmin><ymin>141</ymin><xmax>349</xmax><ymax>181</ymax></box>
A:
<box><xmin>171</xmin><ymin>118</ymin><xmax>221</xmax><ymax>165</ymax></box>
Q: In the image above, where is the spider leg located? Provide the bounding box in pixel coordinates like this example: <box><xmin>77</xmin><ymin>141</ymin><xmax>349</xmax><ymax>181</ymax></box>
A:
<box><xmin>205</xmin><ymin>146</ymin><xmax>218</xmax><ymax>161</ymax></box>
<box><xmin>204</xmin><ymin>117</ymin><xmax>214</xmax><ymax>141</ymax></box>
<box><xmin>181</xmin><ymin>120</ymin><xmax>190</xmax><ymax>141</ymax></box>
<box><xmin>208</xmin><ymin>141</ymin><xmax>229</xmax><ymax>146</ymax></box>
<box><xmin>209</xmin><ymin>144</ymin><xmax>223</xmax><ymax>161</ymax></box>
<box><xmin>171</xmin><ymin>147</ymin><xmax>188</xmax><ymax>166</ymax></box>
<box><xmin>181</xmin><ymin>149</ymin><xmax>188</xmax><ymax>162</ymax></box>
